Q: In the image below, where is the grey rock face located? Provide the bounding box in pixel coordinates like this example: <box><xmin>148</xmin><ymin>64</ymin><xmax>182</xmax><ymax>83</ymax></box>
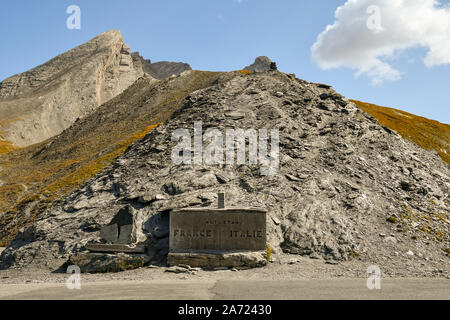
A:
<box><xmin>0</xmin><ymin>30</ymin><xmax>145</xmax><ymax>147</ymax></box>
<box><xmin>145</xmin><ymin>61</ymin><xmax>192</xmax><ymax>80</ymax></box>
<box><xmin>1</xmin><ymin>71</ymin><xmax>448</xmax><ymax>273</ymax></box>
<box><xmin>132</xmin><ymin>53</ymin><xmax>192</xmax><ymax>80</ymax></box>
<box><xmin>244</xmin><ymin>56</ymin><xmax>277</xmax><ymax>72</ymax></box>
<box><xmin>99</xmin><ymin>205</ymin><xmax>136</xmax><ymax>244</ymax></box>
<box><xmin>100</xmin><ymin>224</ymin><xmax>119</xmax><ymax>243</ymax></box>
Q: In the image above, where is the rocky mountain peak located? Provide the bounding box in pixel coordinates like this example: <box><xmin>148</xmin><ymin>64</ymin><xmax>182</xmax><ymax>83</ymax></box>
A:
<box><xmin>92</xmin><ymin>29</ymin><xmax>123</xmax><ymax>41</ymax></box>
<box><xmin>0</xmin><ymin>29</ymin><xmax>125</xmax><ymax>99</ymax></box>
<box><xmin>244</xmin><ymin>56</ymin><xmax>277</xmax><ymax>72</ymax></box>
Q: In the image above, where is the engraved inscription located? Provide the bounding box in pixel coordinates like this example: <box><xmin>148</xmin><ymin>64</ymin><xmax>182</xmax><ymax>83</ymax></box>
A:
<box><xmin>229</xmin><ymin>230</ymin><xmax>264</xmax><ymax>238</ymax></box>
<box><xmin>170</xmin><ymin>208</ymin><xmax>266</xmax><ymax>252</ymax></box>
<box><xmin>173</xmin><ymin>229</ymin><xmax>213</xmax><ymax>238</ymax></box>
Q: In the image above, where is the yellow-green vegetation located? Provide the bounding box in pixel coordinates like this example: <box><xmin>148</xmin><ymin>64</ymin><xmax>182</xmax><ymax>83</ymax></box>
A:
<box><xmin>0</xmin><ymin>184</ymin><xmax>26</xmax><ymax>209</ymax></box>
<box><xmin>443</xmin><ymin>248</ymin><xmax>450</xmax><ymax>256</ymax></box>
<box><xmin>348</xmin><ymin>251</ymin><xmax>360</xmax><ymax>258</ymax></box>
<box><xmin>115</xmin><ymin>258</ymin><xmax>147</xmax><ymax>272</ymax></box>
<box><xmin>351</xmin><ymin>100</ymin><xmax>450</xmax><ymax>164</ymax></box>
<box><xmin>266</xmin><ymin>244</ymin><xmax>272</xmax><ymax>264</ymax></box>
<box><xmin>0</xmin><ymin>140</ymin><xmax>16</xmax><ymax>154</ymax></box>
<box><xmin>239</xmin><ymin>70</ymin><xmax>253</xmax><ymax>75</ymax></box>
<box><xmin>43</xmin><ymin>123</ymin><xmax>160</xmax><ymax>196</ymax></box>
<box><xmin>386</xmin><ymin>216</ymin><xmax>398</xmax><ymax>224</ymax></box>
<box><xmin>398</xmin><ymin>205</ymin><xmax>449</xmax><ymax>242</ymax></box>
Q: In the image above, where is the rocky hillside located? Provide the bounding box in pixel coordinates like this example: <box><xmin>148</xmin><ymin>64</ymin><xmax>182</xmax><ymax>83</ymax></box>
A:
<box><xmin>1</xmin><ymin>70</ymin><xmax>448</xmax><ymax>274</ymax></box>
<box><xmin>352</xmin><ymin>100</ymin><xmax>450</xmax><ymax>164</ymax></box>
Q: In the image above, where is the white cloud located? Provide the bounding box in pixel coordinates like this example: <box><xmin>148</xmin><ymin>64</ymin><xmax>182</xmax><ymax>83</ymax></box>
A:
<box><xmin>311</xmin><ymin>0</ymin><xmax>450</xmax><ymax>84</ymax></box>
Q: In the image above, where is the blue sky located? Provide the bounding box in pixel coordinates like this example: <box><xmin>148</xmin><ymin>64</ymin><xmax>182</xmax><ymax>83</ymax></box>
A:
<box><xmin>0</xmin><ymin>0</ymin><xmax>449</xmax><ymax>123</ymax></box>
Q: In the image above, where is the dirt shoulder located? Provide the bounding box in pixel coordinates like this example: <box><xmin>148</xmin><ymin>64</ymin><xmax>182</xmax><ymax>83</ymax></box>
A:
<box><xmin>0</xmin><ymin>253</ymin><xmax>448</xmax><ymax>286</ymax></box>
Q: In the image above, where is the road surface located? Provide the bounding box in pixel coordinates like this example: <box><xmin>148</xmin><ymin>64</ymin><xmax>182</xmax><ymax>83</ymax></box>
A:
<box><xmin>0</xmin><ymin>278</ymin><xmax>448</xmax><ymax>300</ymax></box>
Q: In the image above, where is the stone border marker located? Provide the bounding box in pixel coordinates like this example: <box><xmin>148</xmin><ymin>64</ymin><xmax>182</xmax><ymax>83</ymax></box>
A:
<box><xmin>168</xmin><ymin>194</ymin><xmax>268</xmax><ymax>269</ymax></box>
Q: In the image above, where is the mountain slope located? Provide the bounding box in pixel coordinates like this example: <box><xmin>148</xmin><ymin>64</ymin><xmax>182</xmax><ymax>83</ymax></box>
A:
<box><xmin>1</xmin><ymin>70</ymin><xmax>448</xmax><ymax>275</ymax></box>
<box><xmin>352</xmin><ymin>100</ymin><xmax>450</xmax><ymax>164</ymax></box>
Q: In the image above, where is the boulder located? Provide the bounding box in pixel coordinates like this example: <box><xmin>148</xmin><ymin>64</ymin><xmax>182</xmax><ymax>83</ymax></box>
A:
<box><xmin>99</xmin><ymin>205</ymin><xmax>135</xmax><ymax>244</ymax></box>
